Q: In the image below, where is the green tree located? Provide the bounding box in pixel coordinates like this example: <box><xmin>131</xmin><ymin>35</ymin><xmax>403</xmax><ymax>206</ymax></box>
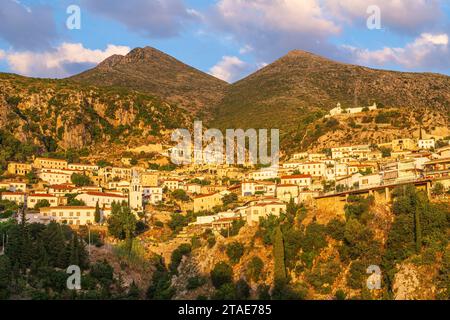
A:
<box><xmin>34</xmin><ymin>199</ymin><xmax>50</xmax><ymax>210</ymax></box>
<box><xmin>169</xmin><ymin>244</ymin><xmax>192</xmax><ymax>274</ymax></box>
<box><xmin>273</xmin><ymin>226</ymin><xmax>286</xmax><ymax>283</ymax></box>
<box><xmin>71</xmin><ymin>173</ymin><xmax>93</xmax><ymax>187</ymax></box>
<box><xmin>94</xmin><ymin>202</ymin><xmax>101</xmax><ymax>224</ymax></box>
<box><xmin>226</xmin><ymin>241</ymin><xmax>244</xmax><ymax>265</ymax></box>
<box><xmin>211</xmin><ymin>262</ymin><xmax>233</xmax><ymax>289</ymax></box>
<box><xmin>246</xmin><ymin>256</ymin><xmax>264</xmax><ymax>282</ymax></box>
<box><xmin>0</xmin><ymin>255</ymin><xmax>12</xmax><ymax>299</ymax></box>
<box><xmin>432</xmin><ymin>183</ymin><xmax>445</xmax><ymax>196</ymax></box>
<box><xmin>107</xmin><ymin>203</ymin><xmax>137</xmax><ymax>256</ymax></box>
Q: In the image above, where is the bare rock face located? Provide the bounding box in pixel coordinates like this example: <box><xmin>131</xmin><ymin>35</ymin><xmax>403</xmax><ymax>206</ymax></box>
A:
<box><xmin>393</xmin><ymin>263</ymin><xmax>436</xmax><ymax>300</ymax></box>
<box><xmin>0</xmin><ymin>73</ymin><xmax>189</xmax><ymax>155</ymax></box>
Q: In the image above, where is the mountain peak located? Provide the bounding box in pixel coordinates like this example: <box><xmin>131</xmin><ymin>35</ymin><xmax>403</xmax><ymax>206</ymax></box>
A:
<box><xmin>70</xmin><ymin>46</ymin><xmax>227</xmax><ymax>114</ymax></box>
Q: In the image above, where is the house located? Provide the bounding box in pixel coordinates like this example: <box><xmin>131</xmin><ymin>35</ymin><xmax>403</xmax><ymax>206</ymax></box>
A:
<box><xmin>140</xmin><ymin>172</ymin><xmax>159</xmax><ymax>187</ymax></box>
<box><xmin>99</xmin><ymin>166</ymin><xmax>132</xmax><ymax>182</ymax></box>
<box><xmin>392</xmin><ymin>139</ymin><xmax>417</xmax><ymax>152</ymax></box>
<box><xmin>291</xmin><ymin>152</ymin><xmax>308</xmax><ymax>160</ymax></box>
<box><xmin>241</xmin><ymin>181</ymin><xmax>276</xmax><ymax>197</ymax></box>
<box><xmin>239</xmin><ymin>200</ymin><xmax>286</xmax><ymax>226</ymax></box>
<box><xmin>331</xmin><ymin>145</ymin><xmax>371</xmax><ymax>160</ymax></box>
<box><xmin>424</xmin><ymin>158</ymin><xmax>450</xmax><ymax>178</ymax></box>
<box><xmin>280</xmin><ymin>174</ymin><xmax>312</xmax><ymax>189</ymax></box>
<box><xmin>38</xmin><ymin>206</ymin><xmax>99</xmax><ymax>226</ymax></box>
<box><xmin>162</xmin><ymin>178</ymin><xmax>183</xmax><ymax>191</ymax></box>
<box><xmin>75</xmin><ymin>192</ymin><xmax>128</xmax><ymax>207</ymax></box>
<box><xmin>358</xmin><ymin>174</ymin><xmax>382</xmax><ymax>189</ymax></box>
<box><xmin>184</xmin><ymin>183</ymin><xmax>202</xmax><ymax>195</ymax></box>
<box><xmin>27</xmin><ymin>193</ymin><xmax>59</xmax><ymax>208</ymax></box>
<box><xmin>68</xmin><ymin>163</ymin><xmax>99</xmax><ymax>172</ymax></box>
<box><xmin>1</xmin><ymin>192</ymin><xmax>25</xmax><ymax>205</ymax></box>
<box><xmin>7</xmin><ymin>162</ymin><xmax>32</xmax><ymax>176</ymax></box>
<box><xmin>291</xmin><ymin>162</ymin><xmax>326</xmax><ymax>178</ymax></box>
<box><xmin>0</xmin><ymin>181</ymin><xmax>26</xmax><ymax>192</ymax></box>
<box><xmin>37</xmin><ymin>170</ymin><xmax>72</xmax><ymax>185</ymax></box>
<box><xmin>193</xmin><ymin>193</ymin><xmax>223</xmax><ymax>213</ymax></box>
<box><xmin>276</xmin><ymin>184</ymin><xmax>299</xmax><ymax>203</ymax></box>
<box><xmin>108</xmin><ymin>180</ymin><xmax>130</xmax><ymax>193</ymax></box>
<box><xmin>436</xmin><ymin>146</ymin><xmax>450</xmax><ymax>158</ymax></box>
<box><xmin>192</xmin><ymin>211</ymin><xmax>239</xmax><ymax>230</ymax></box>
<box><xmin>247</xmin><ymin>168</ymin><xmax>278</xmax><ymax>181</ymax></box>
<box><xmin>33</xmin><ymin>157</ymin><xmax>68</xmax><ymax>169</ymax></box>
<box><xmin>47</xmin><ymin>184</ymin><xmax>77</xmax><ymax>196</ymax></box>
<box><xmin>418</xmin><ymin>139</ymin><xmax>435</xmax><ymax>150</ymax></box>
<box><xmin>143</xmin><ymin>186</ymin><xmax>163</xmax><ymax>205</ymax></box>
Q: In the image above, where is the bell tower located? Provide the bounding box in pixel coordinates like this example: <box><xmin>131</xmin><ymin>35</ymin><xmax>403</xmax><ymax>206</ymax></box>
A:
<box><xmin>129</xmin><ymin>169</ymin><xmax>143</xmax><ymax>211</ymax></box>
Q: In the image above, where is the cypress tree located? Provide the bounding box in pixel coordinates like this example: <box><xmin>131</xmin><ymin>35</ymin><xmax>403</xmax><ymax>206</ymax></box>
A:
<box><xmin>273</xmin><ymin>225</ymin><xmax>286</xmax><ymax>283</ymax></box>
<box><xmin>94</xmin><ymin>202</ymin><xmax>101</xmax><ymax>224</ymax></box>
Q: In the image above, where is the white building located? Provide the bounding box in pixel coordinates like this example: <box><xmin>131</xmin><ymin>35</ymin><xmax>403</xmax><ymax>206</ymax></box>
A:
<box><xmin>280</xmin><ymin>174</ymin><xmax>312</xmax><ymax>189</ymax></box>
<box><xmin>27</xmin><ymin>193</ymin><xmax>59</xmax><ymax>208</ymax></box>
<box><xmin>276</xmin><ymin>184</ymin><xmax>299</xmax><ymax>203</ymax></box>
<box><xmin>1</xmin><ymin>191</ymin><xmax>25</xmax><ymax>205</ymax></box>
<box><xmin>358</xmin><ymin>174</ymin><xmax>382</xmax><ymax>189</ymax></box>
<box><xmin>143</xmin><ymin>186</ymin><xmax>163</xmax><ymax>205</ymax></box>
<box><xmin>0</xmin><ymin>181</ymin><xmax>27</xmax><ymax>192</ymax></box>
<box><xmin>247</xmin><ymin>168</ymin><xmax>278</xmax><ymax>181</ymax></box>
<box><xmin>75</xmin><ymin>192</ymin><xmax>128</xmax><ymax>207</ymax></box>
<box><xmin>241</xmin><ymin>181</ymin><xmax>276</xmax><ymax>197</ymax></box>
<box><xmin>38</xmin><ymin>206</ymin><xmax>98</xmax><ymax>226</ymax></box>
<box><xmin>418</xmin><ymin>139</ymin><xmax>435</xmax><ymax>150</ymax></box>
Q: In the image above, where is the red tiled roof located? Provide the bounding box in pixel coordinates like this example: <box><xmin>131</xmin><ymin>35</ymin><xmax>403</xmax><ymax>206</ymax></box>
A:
<box><xmin>281</xmin><ymin>174</ymin><xmax>312</xmax><ymax>179</ymax></box>
<box><xmin>84</xmin><ymin>192</ymin><xmax>127</xmax><ymax>198</ymax></box>
<box><xmin>1</xmin><ymin>192</ymin><xmax>25</xmax><ymax>196</ymax></box>
<box><xmin>29</xmin><ymin>193</ymin><xmax>57</xmax><ymax>198</ymax></box>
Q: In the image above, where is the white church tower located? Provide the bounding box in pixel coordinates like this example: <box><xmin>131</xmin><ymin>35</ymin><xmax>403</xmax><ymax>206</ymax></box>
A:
<box><xmin>129</xmin><ymin>169</ymin><xmax>143</xmax><ymax>211</ymax></box>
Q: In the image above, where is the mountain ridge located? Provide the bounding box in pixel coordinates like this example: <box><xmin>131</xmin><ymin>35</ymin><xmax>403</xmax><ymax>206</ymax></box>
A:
<box><xmin>70</xmin><ymin>46</ymin><xmax>228</xmax><ymax>115</ymax></box>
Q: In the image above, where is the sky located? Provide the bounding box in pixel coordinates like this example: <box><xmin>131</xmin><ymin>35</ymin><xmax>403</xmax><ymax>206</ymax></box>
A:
<box><xmin>0</xmin><ymin>0</ymin><xmax>449</xmax><ymax>83</ymax></box>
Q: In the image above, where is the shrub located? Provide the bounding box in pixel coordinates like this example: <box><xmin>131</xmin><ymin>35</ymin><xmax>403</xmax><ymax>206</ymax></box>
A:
<box><xmin>246</xmin><ymin>256</ymin><xmax>264</xmax><ymax>282</ymax></box>
<box><xmin>186</xmin><ymin>276</ymin><xmax>207</xmax><ymax>290</ymax></box>
<box><xmin>235</xmin><ymin>279</ymin><xmax>250</xmax><ymax>300</ymax></box>
<box><xmin>226</xmin><ymin>241</ymin><xmax>245</xmax><ymax>264</ymax></box>
<box><xmin>210</xmin><ymin>262</ymin><xmax>233</xmax><ymax>289</ymax></box>
<box><xmin>169</xmin><ymin>244</ymin><xmax>192</xmax><ymax>274</ymax></box>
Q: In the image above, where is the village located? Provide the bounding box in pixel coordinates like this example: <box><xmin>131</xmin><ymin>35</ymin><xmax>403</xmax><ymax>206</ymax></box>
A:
<box><xmin>1</xmin><ymin>130</ymin><xmax>449</xmax><ymax>242</ymax></box>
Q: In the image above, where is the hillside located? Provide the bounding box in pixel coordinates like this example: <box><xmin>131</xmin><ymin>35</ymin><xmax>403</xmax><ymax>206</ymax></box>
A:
<box><xmin>210</xmin><ymin>50</ymin><xmax>450</xmax><ymax>151</ymax></box>
<box><xmin>0</xmin><ymin>73</ymin><xmax>190</xmax><ymax>164</ymax></box>
<box><xmin>70</xmin><ymin>47</ymin><xmax>228</xmax><ymax>115</ymax></box>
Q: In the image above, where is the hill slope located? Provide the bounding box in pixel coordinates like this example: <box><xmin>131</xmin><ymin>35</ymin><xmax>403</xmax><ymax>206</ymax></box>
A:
<box><xmin>210</xmin><ymin>50</ymin><xmax>450</xmax><ymax>149</ymax></box>
<box><xmin>70</xmin><ymin>47</ymin><xmax>228</xmax><ymax>115</ymax></box>
<box><xmin>0</xmin><ymin>73</ymin><xmax>190</xmax><ymax>164</ymax></box>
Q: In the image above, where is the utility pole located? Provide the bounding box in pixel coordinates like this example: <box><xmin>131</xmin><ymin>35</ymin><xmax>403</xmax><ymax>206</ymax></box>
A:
<box><xmin>88</xmin><ymin>225</ymin><xmax>91</xmax><ymax>256</ymax></box>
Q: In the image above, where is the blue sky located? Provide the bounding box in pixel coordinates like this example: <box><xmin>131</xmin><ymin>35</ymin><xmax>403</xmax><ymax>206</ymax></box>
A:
<box><xmin>0</xmin><ymin>0</ymin><xmax>449</xmax><ymax>82</ymax></box>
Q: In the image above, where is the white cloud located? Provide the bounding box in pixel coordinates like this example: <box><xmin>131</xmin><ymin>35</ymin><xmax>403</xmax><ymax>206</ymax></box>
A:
<box><xmin>239</xmin><ymin>45</ymin><xmax>253</xmax><ymax>55</ymax></box>
<box><xmin>209</xmin><ymin>56</ymin><xmax>248</xmax><ymax>82</ymax></box>
<box><xmin>346</xmin><ymin>33</ymin><xmax>450</xmax><ymax>71</ymax></box>
<box><xmin>0</xmin><ymin>49</ymin><xmax>5</xmax><ymax>60</ymax></box>
<box><xmin>210</xmin><ymin>0</ymin><xmax>341</xmax><ymax>60</ymax></box>
<box><xmin>324</xmin><ymin>0</ymin><xmax>443</xmax><ymax>34</ymax></box>
<box><xmin>4</xmin><ymin>43</ymin><xmax>130</xmax><ymax>78</ymax></box>
<box><xmin>82</xmin><ymin>0</ymin><xmax>196</xmax><ymax>38</ymax></box>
